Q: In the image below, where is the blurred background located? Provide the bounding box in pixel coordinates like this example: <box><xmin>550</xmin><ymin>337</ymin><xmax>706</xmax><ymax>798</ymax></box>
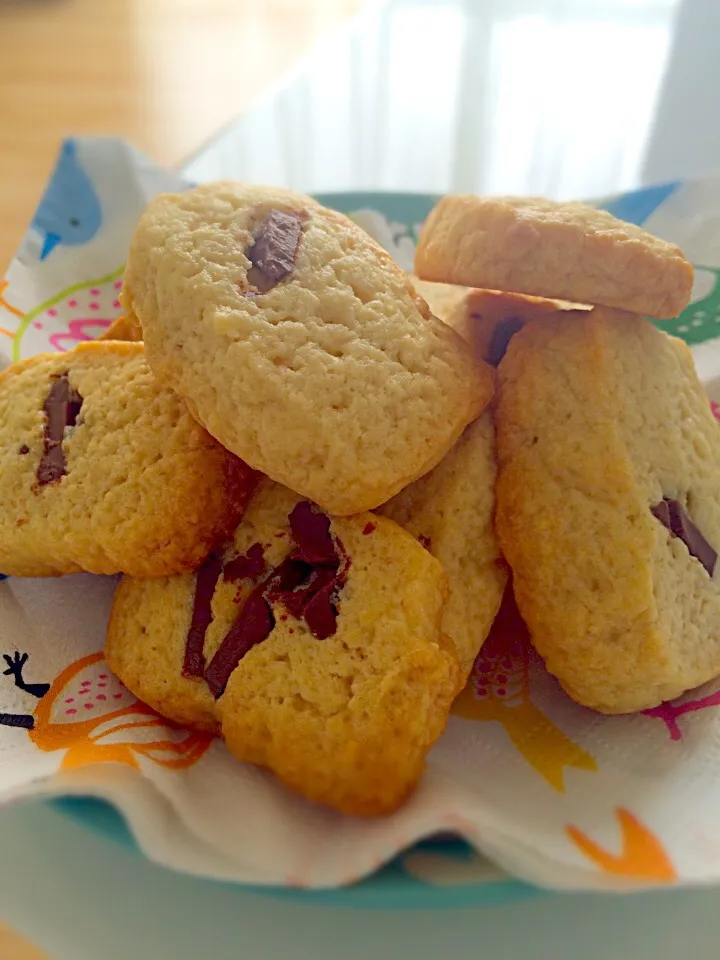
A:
<box><xmin>1</xmin><ymin>0</ymin><xmax>719</xmax><ymax>954</ymax></box>
<box><xmin>2</xmin><ymin>0</ymin><xmax>719</xmax><ymax>271</ymax></box>
<box><xmin>0</xmin><ymin>0</ymin><xmax>363</xmax><ymax>269</ymax></box>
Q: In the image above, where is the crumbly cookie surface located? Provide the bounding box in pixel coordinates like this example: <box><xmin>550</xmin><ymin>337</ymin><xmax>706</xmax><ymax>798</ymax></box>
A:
<box><xmin>124</xmin><ymin>182</ymin><xmax>493</xmax><ymax>515</ymax></box>
<box><xmin>415</xmin><ymin>195</ymin><xmax>693</xmax><ymax>320</ymax></box>
<box><xmin>379</xmin><ymin>412</ymin><xmax>507</xmax><ymax>678</ymax></box>
<box><xmin>496</xmin><ymin>307</ymin><xmax>720</xmax><ymax>712</ymax></box>
<box><xmin>106</xmin><ymin>480</ymin><xmax>460</xmax><ymax>816</ymax></box>
<box><xmin>410</xmin><ymin>277</ymin><xmax>471</xmax><ymax>326</ymax></box>
<box><xmin>0</xmin><ymin>341</ymin><xmax>253</xmax><ymax>577</ymax></box>
<box><xmin>100</xmin><ymin>312</ymin><xmax>142</xmax><ymax>342</ymax></box>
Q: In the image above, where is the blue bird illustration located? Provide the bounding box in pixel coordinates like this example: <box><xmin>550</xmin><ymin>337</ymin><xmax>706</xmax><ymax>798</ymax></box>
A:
<box><xmin>32</xmin><ymin>139</ymin><xmax>102</xmax><ymax>260</ymax></box>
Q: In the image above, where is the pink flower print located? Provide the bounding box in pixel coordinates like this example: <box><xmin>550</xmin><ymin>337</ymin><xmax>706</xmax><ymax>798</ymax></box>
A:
<box><xmin>711</xmin><ymin>400</ymin><xmax>720</xmax><ymax>423</ymax></box>
<box><xmin>68</xmin><ymin>299</ymin><xmax>78</xmax><ymax>308</ymax></box>
<box><xmin>114</xmin><ymin>280</ymin><xmax>123</xmax><ymax>290</ymax></box>
<box><xmin>50</xmin><ymin>317</ymin><xmax>113</xmax><ymax>351</ymax></box>
<box><xmin>643</xmin><ymin>687</ymin><xmax>720</xmax><ymax>741</ymax></box>
<box><xmin>48</xmin><ymin>309</ymin><xmax>57</xmax><ymax>318</ymax></box>
<box><xmin>90</xmin><ymin>288</ymin><xmax>100</xmax><ymax>296</ymax></box>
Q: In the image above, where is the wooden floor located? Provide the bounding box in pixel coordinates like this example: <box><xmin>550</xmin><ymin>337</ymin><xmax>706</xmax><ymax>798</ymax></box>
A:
<box><xmin>0</xmin><ymin>0</ymin><xmax>363</xmax><ymax>271</ymax></box>
<box><xmin>0</xmin><ymin>0</ymin><xmax>362</xmax><ymax>954</ymax></box>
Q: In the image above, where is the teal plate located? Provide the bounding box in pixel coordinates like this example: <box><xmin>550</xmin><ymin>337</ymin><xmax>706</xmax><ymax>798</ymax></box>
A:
<box><xmin>46</xmin><ymin>184</ymin><xmax>694</xmax><ymax>909</ymax></box>
<box><xmin>52</xmin><ymin>796</ymin><xmax>540</xmax><ymax>909</ymax></box>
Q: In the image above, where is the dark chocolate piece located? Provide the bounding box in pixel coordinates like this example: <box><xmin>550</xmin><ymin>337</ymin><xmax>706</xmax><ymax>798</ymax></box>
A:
<box><xmin>285</xmin><ymin>502</ymin><xmax>349</xmax><ymax>637</ymax></box>
<box><xmin>486</xmin><ymin>316</ymin><xmax>525</xmax><ymax>367</ymax></box>
<box><xmin>302</xmin><ymin>577</ymin><xmax>339</xmax><ymax>639</ymax></box>
<box><xmin>265</xmin><ymin>555</ymin><xmax>316</xmax><ymax>612</ymax></box>
<box><xmin>18</xmin><ymin>445</ymin><xmax>29</xmax><ymax>456</ymax></box>
<box><xmin>223</xmin><ymin>542</ymin><xmax>266</xmax><ymax>583</ymax></box>
<box><xmin>418</xmin><ymin>534</ymin><xmax>432</xmax><ymax>551</ymax></box>
<box><xmin>651</xmin><ymin>497</ymin><xmax>717</xmax><ymax>576</ymax></box>
<box><xmin>269</xmin><ymin>559</ymin><xmax>335</xmax><ymax>623</ymax></box>
<box><xmin>182</xmin><ymin>554</ymin><xmax>223</xmax><ymax>679</ymax></box>
<box><xmin>362</xmin><ymin>522</ymin><xmax>376</xmax><ymax>536</ymax></box>
<box><xmin>289</xmin><ymin>501</ymin><xmax>337</xmax><ymax>564</ymax></box>
<box><xmin>37</xmin><ymin>374</ymin><xmax>83</xmax><ymax>486</ymax></box>
<box><xmin>246</xmin><ymin>209</ymin><xmax>304</xmax><ymax>293</ymax></box>
<box><xmin>203</xmin><ymin>505</ymin><xmax>351</xmax><ymax>698</ymax></box>
<box><xmin>204</xmin><ymin>584</ymin><xmax>275</xmax><ymax>699</ymax></box>
<box><xmin>204</xmin><ymin>557</ymin><xmax>301</xmax><ymax>698</ymax></box>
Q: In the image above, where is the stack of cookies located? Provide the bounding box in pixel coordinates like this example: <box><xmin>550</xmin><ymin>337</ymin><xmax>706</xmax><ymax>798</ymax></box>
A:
<box><xmin>1</xmin><ymin>182</ymin><xmax>716</xmax><ymax>818</ymax></box>
<box><xmin>415</xmin><ymin>196</ymin><xmax>719</xmax><ymax>716</ymax></box>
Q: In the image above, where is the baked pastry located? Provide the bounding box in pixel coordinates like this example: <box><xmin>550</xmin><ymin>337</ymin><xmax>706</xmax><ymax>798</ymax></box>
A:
<box><xmin>0</xmin><ymin>341</ymin><xmax>253</xmax><ymax>577</ymax></box>
<box><xmin>100</xmin><ymin>313</ymin><xmax>142</xmax><ymax>341</ymax></box>
<box><xmin>495</xmin><ymin>307</ymin><xmax>720</xmax><ymax>713</ymax></box>
<box><xmin>123</xmin><ymin>182</ymin><xmax>493</xmax><ymax>515</ymax></box>
<box><xmin>415</xmin><ymin>195</ymin><xmax>693</xmax><ymax>320</ymax></box>
<box><xmin>106</xmin><ymin>480</ymin><xmax>461</xmax><ymax>815</ymax></box>
<box><xmin>380</xmin><ymin>413</ymin><xmax>507</xmax><ymax>678</ymax></box>
<box><xmin>412</xmin><ymin>276</ymin><xmax>589</xmax><ymax>365</ymax></box>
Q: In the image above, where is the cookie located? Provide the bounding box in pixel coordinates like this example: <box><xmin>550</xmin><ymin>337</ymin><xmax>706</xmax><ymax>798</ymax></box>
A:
<box><xmin>0</xmin><ymin>341</ymin><xmax>254</xmax><ymax>578</ymax></box>
<box><xmin>409</xmin><ymin>277</ymin><xmax>471</xmax><ymax>326</ymax></box>
<box><xmin>124</xmin><ymin>182</ymin><xmax>493</xmax><ymax>515</ymax></box>
<box><xmin>413</xmin><ymin>277</ymin><xmax>589</xmax><ymax>366</ymax></box>
<box><xmin>379</xmin><ymin>413</ymin><xmax>507</xmax><ymax>678</ymax></box>
<box><xmin>415</xmin><ymin>195</ymin><xmax>693</xmax><ymax>320</ymax></box>
<box><xmin>495</xmin><ymin>307</ymin><xmax>720</xmax><ymax>713</ymax></box>
<box><xmin>100</xmin><ymin>312</ymin><xmax>142</xmax><ymax>341</ymax></box>
<box><xmin>106</xmin><ymin>480</ymin><xmax>460</xmax><ymax>816</ymax></box>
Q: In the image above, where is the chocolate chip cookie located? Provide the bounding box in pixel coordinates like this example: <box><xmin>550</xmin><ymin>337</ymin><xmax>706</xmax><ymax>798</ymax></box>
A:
<box><xmin>379</xmin><ymin>412</ymin><xmax>507</xmax><ymax>678</ymax></box>
<box><xmin>106</xmin><ymin>479</ymin><xmax>460</xmax><ymax>816</ymax></box>
<box><xmin>124</xmin><ymin>183</ymin><xmax>493</xmax><ymax>515</ymax></box>
<box><xmin>0</xmin><ymin>341</ymin><xmax>254</xmax><ymax>577</ymax></box>
<box><xmin>413</xmin><ymin>277</ymin><xmax>590</xmax><ymax>366</ymax></box>
<box><xmin>415</xmin><ymin>195</ymin><xmax>693</xmax><ymax>320</ymax></box>
<box><xmin>496</xmin><ymin>307</ymin><xmax>720</xmax><ymax>712</ymax></box>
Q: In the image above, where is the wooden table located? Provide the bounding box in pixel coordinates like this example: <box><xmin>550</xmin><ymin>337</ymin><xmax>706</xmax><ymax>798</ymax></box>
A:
<box><xmin>0</xmin><ymin>0</ymin><xmax>362</xmax><ymax>271</ymax></box>
<box><xmin>0</xmin><ymin>925</ymin><xmax>48</xmax><ymax>960</ymax></box>
<box><xmin>0</xmin><ymin>2</ymin><xmax>361</xmax><ymax>952</ymax></box>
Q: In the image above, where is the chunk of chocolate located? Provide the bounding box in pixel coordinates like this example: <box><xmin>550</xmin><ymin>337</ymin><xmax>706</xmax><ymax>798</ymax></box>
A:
<box><xmin>204</xmin><ymin>584</ymin><xmax>275</xmax><ymax>699</ymax></box>
<box><xmin>651</xmin><ymin>497</ymin><xmax>717</xmax><ymax>576</ymax></box>
<box><xmin>37</xmin><ymin>374</ymin><xmax>83</xmax><ymax>486</ymax></box>
<box><xmin>223</xmin><ymin>542</ymin><xmax>266</xmax><ymax>583</ymax></box>
<box><xmin>289</xmin><ymin>501</ymin><xmax>337</xmax><ymax>564</ymax></box>
<box><xmin>203</xmin><ymin>504</ymin><xmax>351</xmax><ymax>698</ymax></box>
<box><xmin>246</xmin><ymin>209</ymin><xmax>304</xmax><ymax>293</ymax></box>
<box><xmin>182</xmin><ymin>554</ymin><xmax>223</xmax><ymax>679</ymax></box>
<box><xmin>486</xmin><ymin>316</ymin><xmax>525</xmax><ymax>367</ymax></box>
<box><xmin>269</xmin><ymin>559</ymin><xmax>336</xmax><ymax>626</ymax></box>
<box><xmin>266</xmin><ymin>555</ymin><xmax>316</xmax><ymax>606</ymax></box>
<box><xmin>302</xmin><ymin>577</ymin><xmax>339</xmax><ymax>640</ymax></box>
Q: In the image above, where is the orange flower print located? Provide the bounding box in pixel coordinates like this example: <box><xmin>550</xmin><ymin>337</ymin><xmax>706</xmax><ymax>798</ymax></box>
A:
<box><xmin>566</xmin><ymin>808</ymin><xmax>677</xmax><ymax>883</ymax></box>
<box><xmin>1</xmin><ymin>651</ymin><xmax>210</xmax><ymax>771</ymax></box>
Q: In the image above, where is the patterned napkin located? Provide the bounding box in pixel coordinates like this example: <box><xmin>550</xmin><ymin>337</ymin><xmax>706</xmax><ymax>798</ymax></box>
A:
<box><xmin>2</xmin><ymin>137</ymin><xmax>720</xmax><ymax>892</ymax></box>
